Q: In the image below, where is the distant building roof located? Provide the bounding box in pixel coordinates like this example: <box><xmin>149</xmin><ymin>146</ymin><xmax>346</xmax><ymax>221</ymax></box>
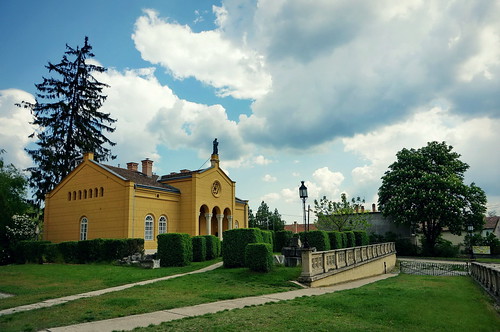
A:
<box><xmin>484</xmin><ymin>216</ymin><xmax>500</xmax><ymax>230</ymax></box>
<box><xmin>284</xmin><ymin>222</ymin><xmax>318</xmax><ymax>233</ymax></box>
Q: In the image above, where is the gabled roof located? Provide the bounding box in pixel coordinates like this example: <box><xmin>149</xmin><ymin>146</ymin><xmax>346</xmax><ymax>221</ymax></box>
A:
<box><xmin>159</xmin><ymin>167</ymin><xmax>210</xmax><ymax>181</ymax></box>
<box><xmin>484</xmin><ymin>216</ymin><xmax>500</xmax><ymax>230</ymax></box>
<box><xmin>99</xmin><ymin>163</ymin><xmax>180</xmax><ymax>193</ymax></box>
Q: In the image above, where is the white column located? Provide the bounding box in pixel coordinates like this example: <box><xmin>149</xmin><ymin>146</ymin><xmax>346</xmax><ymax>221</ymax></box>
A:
<box><xmin>227</xmin><ymin>216</ymin><xmax>233</xmax><ymax>230</ymax></box>
<box><xmin>205</xmin><ymin>213</ymin><xmax>212</xmax><ymax>235</ymax></box>
<box><xmin>216</xmin><ymin>214</ymin><xmax>224</xmax><ymax>240</ymax></box>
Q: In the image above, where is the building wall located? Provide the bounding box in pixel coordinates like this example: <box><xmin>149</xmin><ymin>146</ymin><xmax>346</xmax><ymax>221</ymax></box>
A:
<box><xmin>44</xmin><ymin>161</ymin><xmax>131</xmax><ymax>243</ymax></box>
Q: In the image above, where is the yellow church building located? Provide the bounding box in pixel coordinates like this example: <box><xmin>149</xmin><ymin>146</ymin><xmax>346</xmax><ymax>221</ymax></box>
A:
<box><xmin>43</xmin><ymin>142</ymin><xmax>249</xmax><ymax>250</ymax></box>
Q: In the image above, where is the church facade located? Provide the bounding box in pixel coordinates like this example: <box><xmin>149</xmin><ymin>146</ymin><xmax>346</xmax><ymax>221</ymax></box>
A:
<box><xmin>43</xmin><ymin>147</ymin><xmax>249</xmax><ymax>250</ymax></box>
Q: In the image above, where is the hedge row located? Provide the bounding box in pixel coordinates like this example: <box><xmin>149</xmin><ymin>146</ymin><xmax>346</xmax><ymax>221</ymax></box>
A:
<box><xmin>245</xmin><ymin>243</ymin><xmax>273</xmax><ymax>272</ymax></box>
<box><xmin>296</xmin><ymin>230</ymin><xmax>370</xmax><ymax>251</ymax></box>
<box><xmin>222</xmin><ymin>228</ymin><xmax>263</xmax><ymax>268</ymax></box>
<box><xmin>13</xmin><ymin>238</ymin><xmax>145</xmax><ymax>264</ymax></box>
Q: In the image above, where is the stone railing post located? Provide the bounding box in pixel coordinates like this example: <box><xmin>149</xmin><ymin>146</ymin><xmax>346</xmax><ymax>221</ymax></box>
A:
<box><xmin>300</xmin><ymin>248</ymin><xmax>315</xmax><ymax>278</ymax></box>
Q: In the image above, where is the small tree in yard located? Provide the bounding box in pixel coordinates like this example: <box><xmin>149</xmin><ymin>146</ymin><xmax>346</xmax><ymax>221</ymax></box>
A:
<box><xmin>378</xmin><ymin>141</ymin><xmax>487</xmax><ymax>255</ymax></box>
<box><xmin>18</xmin><ymin>37</ymin><xmax>116</xmax><ymax>204</ymax></box>
<box><xmin>314</xmin><ymin>193</ymin><xmax>371</xmax><ymax>232</ymax></box>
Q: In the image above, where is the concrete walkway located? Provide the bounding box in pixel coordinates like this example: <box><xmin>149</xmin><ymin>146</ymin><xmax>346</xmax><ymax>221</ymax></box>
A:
<box><xmin>0</xmin><ymin>262</ymin><xmax>223</xmax><ymax>317</ymax></box>
<box><xmin>44</xmin><ymin>273</ymin><xmax>397</xmax><ymax>332</ymax></box>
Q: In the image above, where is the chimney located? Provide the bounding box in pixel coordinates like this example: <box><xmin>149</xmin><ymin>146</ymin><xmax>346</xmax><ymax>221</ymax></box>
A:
<box><xmin>372</xmin><ymin>203</ymin><xmax>377</xmax><ymax>212</ymax></box>
<box><xmin>294</xmin><ymin>221</ymin><xmax>298</xmax><ymax>233</ymax></box>
<box><xmin>83</xmin><ymin>152</ymin><xmax>94</xmax><ymax>161</ymax></box>
<box><xmin>127</xmin><ymin>162</ymin><xmax>138</xmax><ymax>172</ymax></box>
<box><xmin>141</xmin><ymin>158</ymin><xmax>153</xmax><ymax>177</ymax></box>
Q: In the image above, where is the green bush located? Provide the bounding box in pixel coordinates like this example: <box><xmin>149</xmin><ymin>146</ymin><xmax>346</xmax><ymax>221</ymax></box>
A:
<box><xmin>202</xmin><ymin>235</ymin><xmax>221</xmax><ymax>260</ymax></box>
<box><xmin>328</xmin><ymin>231</ymin><xmax>344</xmax><ymax>249</ymax></box>
<box><xmin>245</xmin><ymin>243</ymin><xmax>273</xmax><ymax>272</ymax></box>
<box><xmin>124</xmin><ymin>238</ymin><xmax>145</xmax><ymax>256</ymax></box>
<box><xmin>43</xmin><ymin>243</ymin><xmax>62</xmax><ymax>263</ymax></box>
<box><xmin>222</xmin><ymin>228</ymin><xmax>264</xmax><ymax>268</ymax></box>
<box><xmin>353</xmin><ymin>230</ymin><xmax>369</xmax><ymax>246</ymax></box>
<box><xmin>275</xmin><ymin>230</ymin><xmax>293</xmax><ymax>252</ymax></box>
<box><xmin>344</xmin><ymin>231</ymin><xmax>356</xmax><ymax>248</ymax></box>
<box><xmin>58</xmin><ymin>241</ymin><xmax>79</xmax><ymax>263</ymax></box>
<box><xmin>341</xmin><ymin>232</ymin><xmax>348</xmax><ymax>248</ymax></box>
<box><xmin>433</xmin><ymin>238</ymin><xmax>459</xmax><ymax>258</ymax></box>
<box><xmin>261</xmin><ymin>230</ymin><xmax>274</xmax><ymax>250</ymax></box>
<box><xmin>157</xmin><ymin>233</ymin><xmax>193</xmax><ymax>267</ymax></box>
<box><xmin>304</xmin><ymin>230</ymin><xmax>330</xmax><ymax>251</ymax></box>
<box><xmin>192</xmin><ymin>236</ymin><xmax>207</xmax><ymax>262</ymax></box>
<box><xmin>77</xmin><ymin>239</ymin><xmax>105</xmax><ymax>263</ymax></box>
<box><xmin>13</xmin><ymin>241</ymin><xmax>51</xmax><ymax>264</ymax></box>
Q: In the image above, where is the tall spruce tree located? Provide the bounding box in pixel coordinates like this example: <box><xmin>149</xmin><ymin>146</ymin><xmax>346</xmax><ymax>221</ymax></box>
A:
<box><xmin>19</xmin><ymin>37</ymin><xmax>116</xmax><ymax>203</ymax></box>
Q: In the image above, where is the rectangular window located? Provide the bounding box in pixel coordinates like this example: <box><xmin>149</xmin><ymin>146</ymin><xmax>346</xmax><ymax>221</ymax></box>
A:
<box><xmin>145</xmin><ymin>221</ymin><xmax>153</xmax><ymax>240</ymax></box>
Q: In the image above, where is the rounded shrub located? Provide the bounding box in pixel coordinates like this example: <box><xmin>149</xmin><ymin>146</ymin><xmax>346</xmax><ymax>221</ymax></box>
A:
<box><xmin>344</xmin><ymin>231</ymin><xmax>356</xmax><ymax>248</ymax></box>
<box><xmin>353</xmin><ymin>230</ymin><xmax>369</xmax><ymax>246</ymax></box>
<box><xmin>304</xmin><ymin>230</ymin><xmax>330</xmax><ymax>251</ymax></box>
<box><xmin>245</xmin><ymin>243</ymin><xmax>273</xmax><ymax>272</ymax></box>
<box><xmin>202</xmin><ymin>235</ymin><xmax>221</xmax><ymax>260</ymax></box>
<box><xmin>328</xmin><ymin>231</ymin><xmax>344</xmax><ymax>249</ymax></box>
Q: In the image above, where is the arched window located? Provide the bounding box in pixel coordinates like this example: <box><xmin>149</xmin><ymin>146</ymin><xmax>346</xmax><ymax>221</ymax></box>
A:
<box><xmin>78</xmin><ymin>190</ymin><xmax>82</xmax><ymax>200</ymax></box>
<box><xmin>94</xmin><ymin>188</ymin><xmax>98</xmax><ymax>197</ymax></box>
<box><xmin>68</xmin><ymin>192</ymin><xmax>71</xmax><ymax>201</ymax></box>
<box><xmin>145</xmin><ymin>215</ymin><xmax>154</xmax><ymax>240</ymax></box>
<box><xmin>100</xmin><ymin>187</ymin><xmax>104</xmax><ymax>197</ymax></box>
<box><xmin>80</xmin><ymin>217</ymin><xmax>88</xmax><ymax>240</ymax></box>
<box><xmin>158</xmin><ymin>216</ymin><xmax>167</xmax><ymax>234</ymax></box>
<box><xmin>234</xmin><ymin>221</ymin><xmax>239</xmax><ymax>229</ymax></box>
<box><xmin>84</xmin><ymin>189</ymin><xmax>87</xmax><ymax>199</ymax></box>
<box><xmin>73</xmin><ymin>191</ymin><xmax>76</xmax><ymax>200</ymax></box>
<box><xmin>89</xmin><ymin>188</ymin><xmax>93</xmax><ymax>198</ymax></box>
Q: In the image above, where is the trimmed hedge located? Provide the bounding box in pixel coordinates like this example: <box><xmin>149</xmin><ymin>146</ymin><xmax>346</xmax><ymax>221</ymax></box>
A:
<box><xmin>192</xmin><ymin>236</ymin><xmax>207</xmax><ymax>262</ymax></box>
<box><xmin>245</xmin><ymin>243</ymin><xmax>273</xmax><ymax>272</ymax></box>
<box><xmin>261</xmin><ymin>230</ymin><xmax>274</xmax><ymax>250</ymax></box>
<box><xmin>275</xmin><ymin>230</ymin><xmax>293</xmax><ymax>252</ymax></box>
<box><xmin>328</xmin><ymin>231</ymin><xmax>344</xmax><ymax>249</ymax></box>
<box><xmin>202</xmin><ymin>235</ymin><xmax>221</xmax><ymax>260</ymax></box>
<box><xmin>11</xmin><ymin>238</ymin><xmax>144</xmax><ymax>264</ymax></box>
<box><xmin>344</xmin><ymin>231</ymin><xmax>356</xmax><ymax>248</ymax></box>
<box><xmin>305</xmin><ymin>230</ymin><xmax>330</xmax><ymax>251</ymax></box>
<box><xmin>353</xmin><ymin>230</ymin><xmax>369</xmax><ymax>246</ymax></box>
<box><xmin>222</xmin><ymin>228</ymin><xmax>263</xmax><ymax>268</ymax></box>
<box><xmin>157</xmin><ymin>233</ymin><xmax>193</xmax><ymax>267</ymax></box>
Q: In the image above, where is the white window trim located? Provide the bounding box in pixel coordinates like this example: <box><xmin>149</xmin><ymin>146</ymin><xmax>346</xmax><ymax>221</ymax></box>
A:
<box><xmin>145</xmin><ymin>215</ymin><xmax>154</xmax><ymax>241</ymax></box>
<box><xmin>80</xmin><ymin>217</ymin><xmax>88</xmax><ymax>241</ymax></box>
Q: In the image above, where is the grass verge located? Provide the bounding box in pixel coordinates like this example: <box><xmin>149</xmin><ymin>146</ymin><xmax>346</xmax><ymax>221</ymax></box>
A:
<box><xmin>0</xmin><ymin>265</ymin><xmax>302</xmax><ymax>332</ymax></box>
<box><xmin>0</xmin><ymin>259</ymin><xmax>221</xmax><ymax>309</ymax></box>
<box><xmin>136</xmin><ymin>274</ymin><xmax>500</xmax><ymax>332</ymax></box>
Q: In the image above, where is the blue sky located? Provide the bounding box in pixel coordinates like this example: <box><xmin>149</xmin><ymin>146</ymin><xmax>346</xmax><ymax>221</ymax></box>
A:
<box><xmin>1</xmin><ymin>0</ymin><xmax>500</xmax><ymax>223</ymax></box>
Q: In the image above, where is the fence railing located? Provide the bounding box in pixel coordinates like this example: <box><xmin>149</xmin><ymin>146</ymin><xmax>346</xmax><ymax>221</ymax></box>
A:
<box><xmin>470</xmin><ymin>262</ymin><xmax>500</xmax><ymax>302</ymax></box>
<box><xmin>400</xmin><ymin>261</ymin><xmax>469</xmax><ymax>276</ymax></box>
<box><xmin>300</xmin><ymin>242</ymin><xmax>396</xmax><ymax>279</ymax></box>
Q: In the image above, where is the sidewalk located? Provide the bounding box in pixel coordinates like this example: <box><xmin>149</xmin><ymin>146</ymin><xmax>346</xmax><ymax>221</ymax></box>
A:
<box><xmin>0</xmin><ymin>262</ymin><xmax>223</xmax><ymax>317</ymax></box>
<box><xmin>44</xmin><ymin>273</ymin><xmax>397</xmax><ymax>332</ymax></box>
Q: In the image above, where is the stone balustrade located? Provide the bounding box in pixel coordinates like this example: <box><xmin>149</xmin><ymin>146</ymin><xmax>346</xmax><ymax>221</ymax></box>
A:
<box><xmin>470</xmin><ymin>262</ymin><xmax>500</xmax><ymax>302</ymax></box>
<box><xmin>300</xmin><ymin>242</ymin><xmax>396</xmax><ymax>280</ymax></box>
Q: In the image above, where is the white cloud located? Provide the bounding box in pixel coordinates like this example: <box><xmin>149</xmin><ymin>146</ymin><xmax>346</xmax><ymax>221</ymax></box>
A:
<box><xmin>261</xmin><ymin>192</ymin><xmax>280</xmax><ymax>202</ymax></box>
<box><xmin>262</xmin><ymin>174</ymin><xmax>277</xmax><ymax>182</ymax></box>
<box><xmin>132</xmin><ymin>9</ymin><xmax>272</xmax><ymax>99</ymax></box>
<box><xmin>254</xmin><ymin>155</ymin><xmax>272</xmax><ymax>165</ymax></box>
<box><xmin>312</xmin><ymin>167</ymin><xmax>345</xmax><ymax>198</ymax></box>
<box><xmin>0</xmin><ymin>89</ymin><xmax>35</xmax><ymax>169</ymax></box>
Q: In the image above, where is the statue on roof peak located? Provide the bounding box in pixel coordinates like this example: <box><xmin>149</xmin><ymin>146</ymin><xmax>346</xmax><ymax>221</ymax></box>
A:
<box><xmin>213</xmin><ymin>138</ymin><xmax>219</xmax><ymax>155</ymax></box>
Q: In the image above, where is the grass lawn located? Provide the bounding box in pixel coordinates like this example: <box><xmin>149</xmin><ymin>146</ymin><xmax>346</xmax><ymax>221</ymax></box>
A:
<box><xmin>0</xmin><ymin>264</ymin><xmax>302</xmax><ymax>332</ymax></box>
<box><xmin>0</xmin><ymin>259</ymin><xmax>221</xmax><ymax>309</ymax></box>
<box><xmin>137</xmin><ymin>274</ymin><xmax>500</xmax><ymax>332</ymax></box>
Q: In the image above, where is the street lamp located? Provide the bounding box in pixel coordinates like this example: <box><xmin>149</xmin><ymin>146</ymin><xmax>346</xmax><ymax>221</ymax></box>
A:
<box><xmin>467</xmin><ymin>224</ymin><xmax>475</xmax><ymax>260</ymax></box>
<box><xmin>299</xmin><ymin>181</ymin><xmax>309</xmax><ymax>248</ymax></box>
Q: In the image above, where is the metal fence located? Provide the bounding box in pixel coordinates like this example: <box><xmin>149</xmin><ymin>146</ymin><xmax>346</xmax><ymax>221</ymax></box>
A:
<box><xmin>400</xmin><ymin>260</ymin><xmax>469</xmax><ymax>276</ymax></box>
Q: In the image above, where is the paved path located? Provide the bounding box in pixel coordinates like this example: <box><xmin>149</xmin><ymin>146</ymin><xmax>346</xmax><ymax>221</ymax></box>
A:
<box><xmin>0</xmin><ymin>262</ymin><xmax>223</xmax><ymax>317</ymax></box>
<box><xmin>44</xmin><ymin>273</ymin><xmax>397</xmax><ymax>332</ymax></box>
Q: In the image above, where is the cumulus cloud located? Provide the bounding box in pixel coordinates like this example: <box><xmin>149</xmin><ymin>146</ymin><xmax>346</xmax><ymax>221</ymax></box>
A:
<box><xmin>0</xmin><ymin>89</ymin><xmax>35</xmax><ymax>169</ymax></box>
<box><xmin>342</xmin><ymin>106</ymin><xmax>500</xmax><ymax>200</ymax></box>
<box><xmin>132</xmin><ymin>9</ymin><xmax>272</xmax><ymax>99</ymax></box>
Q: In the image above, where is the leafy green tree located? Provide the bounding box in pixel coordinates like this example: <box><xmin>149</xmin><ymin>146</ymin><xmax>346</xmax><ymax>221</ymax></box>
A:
<box><xmin>251</xmin><ymin>201</ymin><xmax>285</xmax><ymax>231</ymax></box>
<box><xmin>18</xmin><ymin>37</ymin><xmax>116</xmax><ymax>203</ymax></box>
<box><xmin>314</xmin><ymin>193</ymin><xmax>371</xmax><ymax>231</ymax></box>
<box><xmin>378</xmin><ymin>141</ymin><xmax>487</xmax><ymax>255</ymax></box>
<box><xmin>0</xmin><ymin>150</ymin><xmax>29</xmax><ymax>263</ymax></box>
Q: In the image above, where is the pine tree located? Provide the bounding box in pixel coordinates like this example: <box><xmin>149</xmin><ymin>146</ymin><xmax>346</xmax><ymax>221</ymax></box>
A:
<box><xmin>18</xmin><ymin>37</ymin><xmax>116</xmax><ymax>204</ymax></box>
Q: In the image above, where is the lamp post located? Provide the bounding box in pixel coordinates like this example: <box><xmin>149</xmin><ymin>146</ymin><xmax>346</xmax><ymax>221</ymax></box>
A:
<box><xmin>467</xmin><ymin>224</ymin><xmax>475</xmax><ymax>260</ymax></box>
<box><xmin>299</xmin><ymin>181</ymin><xmax>309</xmax><ymax>248</ymax></box>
